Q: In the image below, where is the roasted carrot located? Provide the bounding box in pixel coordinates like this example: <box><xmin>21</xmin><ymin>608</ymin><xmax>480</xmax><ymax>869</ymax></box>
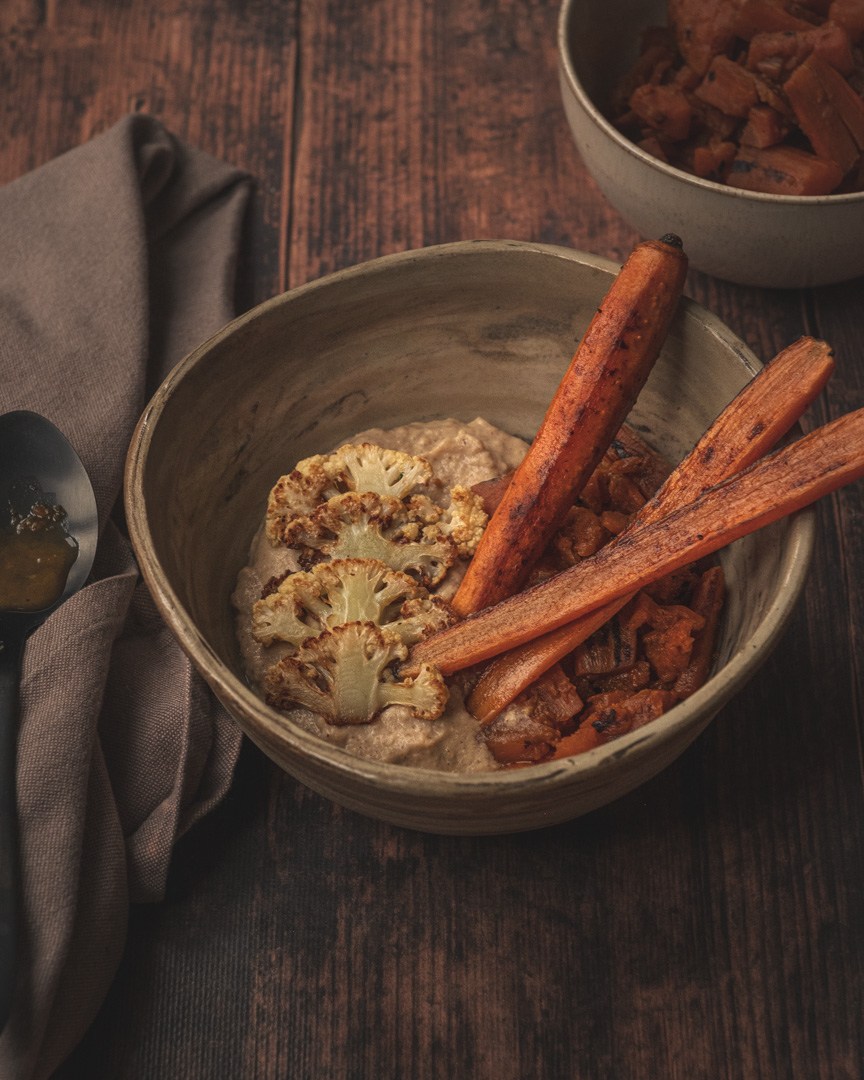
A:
<box><xmin>470</xmin><ymin>471</ymin><xmax>515</xmax><ymax>517</ymax></box>
<box><xmin>451</xmin><ymin>236</ymin><xmax>688</xmax><ymax>619</ymax></box>
<box><xmin>466</xmin><ymin>337</ymin><xmax>834</xmax><ymax>721</ymax></box>
<box><xmin>414</xmin><ymin>405</ymin><xmax>864</xmax><ymax>674</ymax></box>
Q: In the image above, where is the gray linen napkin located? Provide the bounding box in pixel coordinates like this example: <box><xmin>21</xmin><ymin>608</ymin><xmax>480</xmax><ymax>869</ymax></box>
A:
<box><xmin>0</xmin><ymin>114</ymin><xmax>251</xmax><ymax>1079</ymax></box>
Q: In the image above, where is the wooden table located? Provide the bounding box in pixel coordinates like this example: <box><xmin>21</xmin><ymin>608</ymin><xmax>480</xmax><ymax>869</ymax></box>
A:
<box><xmin>4</xmin><ymin>1</ymin><xmax>863</xmax><ymax>1076</ymax></box>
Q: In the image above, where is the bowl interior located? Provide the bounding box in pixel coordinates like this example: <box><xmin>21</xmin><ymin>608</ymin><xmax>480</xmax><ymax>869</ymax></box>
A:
<box><xmin>127</xmin><ymin>241</ymin><xmax>811</xmax><ymax>831</ymax></box>
<box><xmin>567</xmin><ymin>0</ymin><xmax>664</xmax><ymax>115</ymax></box>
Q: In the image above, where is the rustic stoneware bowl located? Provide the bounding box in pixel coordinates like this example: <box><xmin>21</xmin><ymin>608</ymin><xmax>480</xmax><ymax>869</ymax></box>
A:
<box><xmin>558</xmin><ymin>0</ymin><xmax>864</xmax><ymax>288</ymax></box>
<box><xmin>125</xmin><ymin>240</ymin><xmax>814</xmax><ymax>835</ymax></box>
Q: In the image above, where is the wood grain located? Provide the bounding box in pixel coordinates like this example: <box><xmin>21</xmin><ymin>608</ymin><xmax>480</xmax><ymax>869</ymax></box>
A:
<box><xmin>3</xmin><ymin>0</ymin><xmax>862</xmax><ymax>1077</ymax></box>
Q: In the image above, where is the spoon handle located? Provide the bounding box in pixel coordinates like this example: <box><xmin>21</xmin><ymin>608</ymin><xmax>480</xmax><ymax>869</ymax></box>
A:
<box><xmin>0</xmin><ymin>632</ymin><xmax>22</xmax><ymax>1030</ymax></box>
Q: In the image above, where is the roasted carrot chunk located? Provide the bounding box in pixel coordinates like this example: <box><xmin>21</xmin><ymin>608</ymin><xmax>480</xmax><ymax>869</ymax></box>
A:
<box><xmin>784</xmin><ymin>54</ymin><xmax>863</xmax><ymax>172</ymax></box>
<box><xmin>739</xmin><ymin>104</ymin><xmax>788</xmax><ymax>148</ymax></box>
<box><xmin>673</xmin><ymin>566</ymin><xmax>726</xmax><ymax>698</ymax></box>
<box><xmin>630</xmin><ymin>84</ymin><xmax>694</xmax><ymax>141</ymax></box>
<box><xmin>482</xmin><ymin>664</ymin><xmax>582</xmax><ymax>763</ymax></box>
<box><xmin>669</xmin><ymin>0</ymin><xmax>745</xmax><ymax>75</ymax></box>
<box><xmin>748</xmin><ymin>23</ymin><xmax>855</xmax><ymax>77</ymax></box>
<box><xmin>693</xmin><ymin>139</ymin><xmax>738</xmax><ymax>179</ymax></box>
<box><xmin>695</xmin><ymin>55</ymin><xmax>760</xmax><ymax>118</ymax></box>
<box><xmin>794</xmin><ymin>51</ymin><xmax>864</xmax><ymax>152</ymax></box>
<box><xmin>726</xmin><ymin>144</ymin><xmax>845</xmax><ymax>194</ymax></box>
<box><xmin>733</xmin><ymin>0</ymin><xmax>813</xmax><ymax>40</ymax></box>
<box><xmin>829</xmin><ymin>0</ymin><xmax>864</xmax><ymax>42</ymax></box>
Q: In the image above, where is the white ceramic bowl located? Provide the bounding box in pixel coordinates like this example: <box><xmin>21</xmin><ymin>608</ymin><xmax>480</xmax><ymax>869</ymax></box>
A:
<box><xmin>558</xmin><ymin>0</ymin><xmax>864</xmax><ymax>287</ymax></box>
<box><xmin>125</xmin><ymin>240</ymin><xmax>814</xmax><ymax>834</ymax></box>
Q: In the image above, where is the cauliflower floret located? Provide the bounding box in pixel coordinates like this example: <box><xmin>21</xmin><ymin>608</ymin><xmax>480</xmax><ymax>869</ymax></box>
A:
<box><xmin>283</xmin><ymin>491</ymin><xmax>457</xmax><ymax>586</ymax></box>
<box><xmin>252</xmin><ymin>558</ymin><xmax>455</xmax><ymax>647</ymax></box>
<box><xmin>439</xmin><ymin>485</ymin><xmax>488</xmax><ymax>558</ymax></box>
<box><xmin>400</xmin><ymin>487</ymin><xmax>488</xmax><ymax>558</ymax></box>
<box><xmin>264</xmin><ymin>621</ymin><xmax>449</xmax><ymax>724</ymax></box>
<box><xmin>324</xmin><ymin>444</ymin><xmax>432</xmax><ymax>499</ymax></box>
<box><xmin>266</xmin><ymin>444</ymin><xmax>433</xmax><ymax>545</ymax></box>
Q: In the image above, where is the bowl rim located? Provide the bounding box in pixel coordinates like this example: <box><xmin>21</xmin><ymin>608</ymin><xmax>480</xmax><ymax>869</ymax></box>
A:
<box><xmin>125</xmin><ymin>238</ymin><xmax>815</xmax><ymax>798</ymax></box>
<box><xmin>556</xmin><ymin>0</ymin><xmax>864</xmax><ymax>208</ymax></box>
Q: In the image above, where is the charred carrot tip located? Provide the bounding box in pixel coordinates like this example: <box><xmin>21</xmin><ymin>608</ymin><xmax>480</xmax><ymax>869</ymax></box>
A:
<box><xmin>659</xmin><ymin>233</ymin><xmax>684</xmax><ymax>248</ymax></box>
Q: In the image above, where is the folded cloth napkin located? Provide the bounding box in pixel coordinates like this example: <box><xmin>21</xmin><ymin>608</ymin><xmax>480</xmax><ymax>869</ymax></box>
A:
<box><xmin>0</xmin><ymin>115</ymin><xmax>251</xmax><ymax>1079</ymax></box>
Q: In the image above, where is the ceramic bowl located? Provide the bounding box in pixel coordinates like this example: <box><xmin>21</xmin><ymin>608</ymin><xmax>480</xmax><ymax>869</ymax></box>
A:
<box><xmin>558</xmin><ymin>0</ymin><xmax>864</xmax><ymax>288</ymax></box>
<box><xmin>125</xmin><ymin>240</ymin><xmax>814</xmax><ymax>835</ymax></box>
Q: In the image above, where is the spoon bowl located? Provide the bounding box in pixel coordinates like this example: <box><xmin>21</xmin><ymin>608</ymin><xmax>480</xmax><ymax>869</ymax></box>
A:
<box><xmin>0</xmin><ymin>410</ymin><xmax>98</xmax><ymax>1029</ymax></box>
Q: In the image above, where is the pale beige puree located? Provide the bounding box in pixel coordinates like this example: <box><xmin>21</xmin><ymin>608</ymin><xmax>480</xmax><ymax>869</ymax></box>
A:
<box><xmin>232</xmin><ymin>418</ymin><xmax>528</xmax><ymax>771</ymax></box>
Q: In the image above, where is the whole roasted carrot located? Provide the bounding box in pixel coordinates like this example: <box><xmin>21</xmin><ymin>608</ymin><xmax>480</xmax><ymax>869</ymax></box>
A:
<box><xmin>413</xmin><ymin>402</ymin><xmax>863</xmax><ymax>674</ymax></box>
<box><xmin>451</xmin><ymin>235</ymin><xmax>689</xmax><ymax>618</ymax></box>
<box><xmin>466</xmin><ymin>336</ymin><xmax>834</xmax><ymax>721</ymax></box>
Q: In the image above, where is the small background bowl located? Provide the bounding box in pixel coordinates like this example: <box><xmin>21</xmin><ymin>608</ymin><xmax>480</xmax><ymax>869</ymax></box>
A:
<box><xmin>558</xmin><ymin>0</ymin><xmax>864</xmax><ymax>288</ymax></box>
<box><xmin>126</xmin><ymin>240</ymin><xmax>814</xmax><ymax>835</ymax></box>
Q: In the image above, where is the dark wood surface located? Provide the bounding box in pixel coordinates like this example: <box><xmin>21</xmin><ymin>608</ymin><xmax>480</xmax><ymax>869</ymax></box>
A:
<box><xmin>3</xmin><ymin>1</ymin><xmax>863</xmax><ymax>1077</ymax></box>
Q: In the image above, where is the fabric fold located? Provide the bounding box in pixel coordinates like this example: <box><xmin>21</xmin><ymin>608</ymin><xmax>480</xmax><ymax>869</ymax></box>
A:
<box><xmin>0</xmin><ymin>114</ymin><xmax>251</xmax><ymax>1080</ymax></box>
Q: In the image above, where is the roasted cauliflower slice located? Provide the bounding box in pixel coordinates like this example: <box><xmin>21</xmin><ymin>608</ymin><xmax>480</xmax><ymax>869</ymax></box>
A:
<box><xmin>283</xmin><ymin>491</ymin><xmax>457</xmax><ymax>586</ymax></box>
<box><xmin>266</xmin><ymin>444</ymin><xmax>433</xmax><ymax>545</ymax></box>
<box><xmin>264</xmin><ymin>621</ymin><xmax>449</xmax><ymax>725</ymax></box>
<box><xmin>265</xmin><ymin>459</ymin><xmax>337</xmax><ymax>544</ymax></box>
<box><xmin>324</xmin><ymin>444</ymin><xmax>432</xmax><ymax>499</ymax></box>
<box><xmin>252</xmin><ymin>558</ymin><xmax>456</xmax><ymax>647</ymax></box>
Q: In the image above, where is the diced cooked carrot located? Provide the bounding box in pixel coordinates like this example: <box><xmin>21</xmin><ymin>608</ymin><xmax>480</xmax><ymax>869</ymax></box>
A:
<box><xmin>829</xmin><ymin>0</ymin><xmax>864</xmax><ymax>41</ymax></box>
<box><xmin>577</xmin><ymin>658</ymin><xmax>653</xmax><ymax>696</ymax></box>
<box><xmin>784</xmin><ymin>55</ymin><xmax>862</xmax><ymax>171</ymax></box>
<box><xmin>748</xmin><ymin>24</ymin><xmax>855</xmax><ymax>76</ymax></box>
<box><xmin>752</xmin><ymin>70</ymin><xmax>797</xmax><ymax>119</ymax></box>
<box><xmin>669</xmin><ymin>0</ymin><xmax>747</xmax><ymax>75</ymax></box>
<box><xmin>415</xmin><ymin>389</ymin><xmax>862</xmax><ymax>676</ymax></box>
<box><xmin>687</xmin><ymin>94</ymin><xmax>741</xmax><ymax>138</ymax></box>
<box><xmin>451</xmin><ymin>236</ymin><xmax>688</xmax><ymax>619</ymax></box>
<box><xmin>607</xmin><ymin>473</ymin><xmax>647</xmax><ymax>514</ymax></box>
<box><xmin>734</xmin><ymin>0</ymin><xmax>814</xmax><ymax>39</ymax></box>
<box><xmin>810</xmin><ymin>22</ymin><xmax>856</xmax><ymax>71</ymax></box>
<box><xmin>625</xmin><ymin>689</ymin><xmax>680</xmax><ymax>730</ymax></box>
<box><xmin>630</xmin><ymin>84</ymin><xmax>694</xmax><ymax>141</ymax></box>
<box><xmin>726</xmin><ymin>144</ymin><xmax>845</xmax><ymax>194</ymax></box>
<box><xmin>673</xmin><ymin>566</ymin><xmax>726</xmax><ymax>697</ymax></box>
<box><xmin>802</xmin><ymin>50</ymin><xmax>864</xmax><ymax>149</ymax></box>
<box><xmin>581</xmin><ymin>692</ymin><xmax>636</xmax><ymax>742</ymax></box>
<box><xmin>600</xmin><ymin>510</ymin><xmax>630</xmax><ymax>535</ymax></box>
<box><xmin>674</xmin><ymin>64</ymin><xmax>703</xmax><ymax>90</ymax></box>
<box><xmin>553</xmin><ymin>506</ymin><xmax>609</xmax><ymax>564</ymax></box>
<box><xmin>695</xmin><ymin>56</ymin><xmax>761</xmax><ymax>117</ymax></box>
<box><xmin>572</xmin><ymin>605</ymin><xmax>640</xmax><ymax>677</ymax></box>
<box><xmin>482</xmin><ymin>663</ymin><xmax>581</xmax><ymax>762</ymax></box>
<box><xmin>642</xmin><ymin>604</ymin><xmax>705</xmax><ymax>682</ymax></box>
<box><xmin>740</xmin><ymin>104</ymin><xmax>788</xmax><ymax>147</ymax></box>
<box><xmin>552</xmin><ymin>723</ymin><xmax>601</xmax><ymax>758</ymax></box>
<box><xmin>693</xmin><ymin>140</ymin><xmax>738</xmax><ymax>179</ymax></box>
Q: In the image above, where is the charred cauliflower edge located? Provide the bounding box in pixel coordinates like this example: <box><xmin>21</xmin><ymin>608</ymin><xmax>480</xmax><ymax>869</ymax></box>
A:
<box><xmin>257</xmin><ymin>444</ymin><xmax>488</xmax><ymax>725</ymax></box>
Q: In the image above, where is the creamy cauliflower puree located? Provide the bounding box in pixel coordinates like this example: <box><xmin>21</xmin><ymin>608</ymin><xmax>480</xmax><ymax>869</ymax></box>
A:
<box><xmin>232</xmin><ymin>418</ymin><xmax>528</xmax><ymax>772</ymax></box>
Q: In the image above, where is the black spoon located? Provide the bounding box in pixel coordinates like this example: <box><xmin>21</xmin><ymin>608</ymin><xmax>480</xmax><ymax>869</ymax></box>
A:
<box><xmin>0</xmin><ymin>411</ymin><xmax>98</xmax><ymax>1029</ymax></box>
